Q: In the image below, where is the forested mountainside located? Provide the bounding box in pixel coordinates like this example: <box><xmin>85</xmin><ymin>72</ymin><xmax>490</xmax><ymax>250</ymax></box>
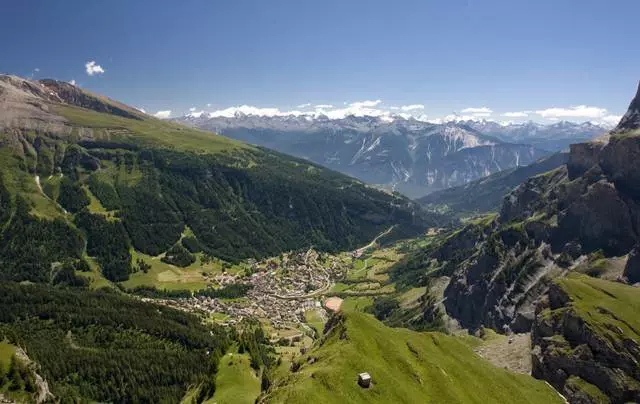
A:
<box><xmin>391</xmin><ymin>83</ymin><xmax>640</xmax><ymax>403</ymax></box>
<box><xmin>178</xmin><ymin>114</ymin><xmax>552</xmax><ymax>197</ymax></box>
<box><xmin>0</xmin><ymin>74</ymin><xmax>438</xmax><ymax>285</ymax></box>
<box><xmin>419</xmin><ymin>152</ymin><xmax>568</xmax><ymax>216</ymax></box>
<box><xmin>0</xmin><ymin>74</ymin><xmax>447</xmax><ymax>403</ymax></box>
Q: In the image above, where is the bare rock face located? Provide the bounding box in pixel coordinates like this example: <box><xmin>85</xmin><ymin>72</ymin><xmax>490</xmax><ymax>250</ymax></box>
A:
<box><xmin>556</xmin><ymin>181</ymin><xmax>638</xmax><ymax>256</ymax></box>
<box><xmin>623</xmin><ymin>243</ymin><xmax>640</xmax><ymax>284</ymax></box>
<box><xmin>0</xmin><ymin>75</ymin><xmax>70</xmax><ymax>134</ymax></box>
<box><xmin>613</xmin><ymin>81</ymin><xmax>640</xmax><ymax>133</ymax></box>
<box><xmin>39</xmin><ymin>79</ymin><xmax>142</xmax><ymax>120</ymax></box>
<box><xmin>499</xmin><ymin>166</ymin><xmax>567</xmax><ymax>223</ymax></box>
<box><xmin>443</xmin><ymin>222</ymin><xmax>560</xmax><ymax>333</ymax></box>
<box><xmin>567</xmin><ymin>141</ymin><xmax>605</xmax><ymax>180</ymax></box>
<box><xmin>600</xmin><ymin>134</ymin><xmax>640</xmax><ymax>199</ymax></box>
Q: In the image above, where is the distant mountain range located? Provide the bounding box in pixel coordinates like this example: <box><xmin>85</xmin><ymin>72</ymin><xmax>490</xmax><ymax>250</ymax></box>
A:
<box><xmin>461</xmin><ymin>119</ymin><xmax>609</xmax><ymax>151</ymax></box>
<box><xmin>176</xmin><ymin>112</ymin><xmax>609</xmax><ymax>197</ymax></box>
<box><xmin>419</xmin><ymin>152</ymin><xmax>569</xmax><ymax>215</ymax></box>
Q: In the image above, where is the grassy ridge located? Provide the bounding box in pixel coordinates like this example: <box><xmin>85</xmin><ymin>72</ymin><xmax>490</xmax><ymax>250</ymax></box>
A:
<box><xmin>210</xmin><ymin>350</ymin><xmax>261</xmax><ymax>404</ymax></box>
<box><xmin>266</xmin><ymin>311</ymin><xmax>563</xmax><ymax>404</ymax></box>
<box><xmin>557</xmin><ymin>273</ymin><xmax>640</xmax><ymax>345</ymax></box>
<box><xmin>55</xmin><ymin>105</ymin><xmax>249</xmax><ymax>155</ymax></box>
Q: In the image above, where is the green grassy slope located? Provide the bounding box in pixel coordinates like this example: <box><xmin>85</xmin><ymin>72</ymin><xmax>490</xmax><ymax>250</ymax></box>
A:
<box><xmin>556</xmin><ymin>273</ymin><xmax>640</xmax><ymax>350</ymax></box>
<box><xmin>0</xmin><ymin>340</ymin><xmax>15</xmax><ymax>374</ymax></box>
<box><xmin>265</xmin><ymin>311</ymin><xmax>563</xmax><ymax>404</ymax></box>
<box><xmin>210</xmin><ymin>350</ymin><xmax>261</xmax><ymax>404</ymax></box>
<box><xmin>54</xmin><ymin>104</ymin><xmax>248</xmax><ymax>155</ymax></box>
<box><xmin>532</xmin><ymin>274</ymin><xmax>640</xmax><ymax>402</ymax></box>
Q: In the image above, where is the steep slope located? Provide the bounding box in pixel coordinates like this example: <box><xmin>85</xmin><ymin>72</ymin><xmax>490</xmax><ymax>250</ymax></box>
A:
<box><xmin>263</xmin><ymin>311</ymin><xmax>563</xmax><ymax>404</ymax></box>
<box><xmin>532</xmin><ymin>274</ymin><xmax>640</xmax><ymax>403</ymax></box>
<box><xmin>391</xmin><ymin>82</ymin><xmax>640</xmax><ymax>403</ymax></box>
<box><xmin>179</xmin><ymin>114</ymin><xmax>550</xmax><ymax>197</ymax></box>
<box><xmin>396</xmin><ymin>82</ymin><xmax>640</xmax><ymax>333</ymax></box>
<box><xmin>0</xmin><ymin>282</ymin><xmax>230</xmax><ymax>403</ymax></box>
<box><xmin>613</xmin><ymin>81</ymin><xmax>640</xmax><ymax>133</ymax></box>
<box><xmin>0</xmin><ymin>75</ymin><xmax>438</xmax><ymax>285</ymax></box>
<box><xmin>419</xmin><ymin>152</ymin><xmax>568</xmax><ymax>215</ymax></box>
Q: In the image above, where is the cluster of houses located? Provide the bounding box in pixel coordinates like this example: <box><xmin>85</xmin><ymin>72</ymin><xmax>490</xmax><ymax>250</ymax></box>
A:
<box><xmin>149</xmin><ymin>248</ymin><xmax>347</xmax><ymax>330</ymax></box>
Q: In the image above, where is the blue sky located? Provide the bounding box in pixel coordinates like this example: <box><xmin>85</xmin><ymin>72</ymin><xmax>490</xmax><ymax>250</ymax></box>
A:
<box><xmin>2</xmin><ymin>0</ymin><xmax>638</xmax><ymax>124</ymax></box>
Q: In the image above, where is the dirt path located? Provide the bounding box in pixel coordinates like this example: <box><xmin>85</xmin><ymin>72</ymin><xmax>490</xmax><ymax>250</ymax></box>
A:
<box><xmin>354</xmin><ymin>225</ymin><xmax>395</xmax><ymax>255</ymax></box>
<box><xmin>35</xmin><ymin>175</ymin><xmax>68</xmax><ymax>214</ymax></box>
<box><xmin>474</xmin><ymin>332</ymin><xmax>532</xmax><ymax>374</ymax></box>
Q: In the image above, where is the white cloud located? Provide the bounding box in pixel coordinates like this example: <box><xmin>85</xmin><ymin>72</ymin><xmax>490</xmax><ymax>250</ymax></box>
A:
<box><xmin>206</xmin><ymin>103</ymin><xmax>212</xmax><ymax>107</ymax></box>
<box><xmin>322</xmin><ymin>105</ymin><xmax>386</xmax><ymax>120</ymax></box>
<box><xmin>349</xmin><ymin>100</ymin><xmax>382</xmax><ymax>108</ymax></box>
<box><xmin>189</xmin><ymin>107</ymin><xmax>196</xmax><ymax>112</ymax></box>
<box><xmin>315</xmin><ymin>104</ymin><xmax>334</xmax><ymax>109</ymax></box>
<box><xmin>210</xmin><ymin>105</ymin><xmax>304</xmax><ymax>118</ymax></box>
<box><xmin>535</xmin><ymin>105</ymin><xmax>607</xmax><ymax>119</ymax></box>
<box><xmin>503</xmin><ymin>111</ymin><xmax>529</xmax><ymax>118</ymax></box>
<box><xmin>85</xmin><ymin>61</ymin><xmax>105</xmax><ymax>76</ymax></box>
<box><xmin>425</xmin><ymin>118</ymin><xmax>443</xmax><ymax>124</ymax></box>
<box><xmin>187</xmin><ymin>110</ymin><xmax>206</xmax><ymax>118</ymax></box>
<box><xmin>34</xmin><ymin>68</ymin><xmax>40</xmax><ymax>72</ymax></box>
<box><xmin>400</xmin><ymin>104</ymin><xmax>425</xmax><ymax>112</ymax></box>
<box><xmin>135</xmin><ymin>107</ymin><xmax>146</xmax><ymax>113</ymax></box>
<box><xmin>69</xmin><ymin>79</ymin><xmax>76</xmax><ymax>86</ymax></box>
<box><xmin>153</xmin><ymin>110</ymin><xmax>172</xmax><ymax>119</ymax></box>
<box><xmin>461</xmin><ymin>107</ymin><xmax>493</xmax><ymax>114</ymax></box>
<box><xmin>599</xmin><ymin>115</ymin><xmax>622</xmax><ymax>126</ymax></box>
<box><xmin>297</xmin><ymin>103</ymin><xmax>311</xmax><ymax>108</ymax></box>
<box><xmin>443</xmin><ymin>114</ymin><xmax>495</xmax><ymax>123</ymax></box>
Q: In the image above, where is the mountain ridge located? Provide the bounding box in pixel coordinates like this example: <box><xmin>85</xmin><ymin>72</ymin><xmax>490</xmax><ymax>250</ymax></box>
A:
<box><xmin>0</xmin><ymin>74</ymin><xmax>439</xmax><ymax>285</ymax></box>
<box><xmin>176</xmin><ymin>113</ymin><xmax>570</xmax><ymax>197</ymax></box>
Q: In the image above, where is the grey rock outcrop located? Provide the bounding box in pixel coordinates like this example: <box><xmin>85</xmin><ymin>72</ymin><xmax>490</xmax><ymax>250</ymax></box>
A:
<box><xmin>567</xmin><ymin>141</ymin><xmax>605</xmax><ymax>180</ymax></box>
<box><xmin>531</xmin><ymin>283</ymin><xmax>640</xmax><ymax>403</ymax></box>
<box><xmin>613</xmin><ymin>81</ymin><xmax>640</xmax><ymax>133</ymax></box>
<box><xmin>623</xmin><ymin>244</ymin><xmax>640</xmax><ymax>284</ymax></box>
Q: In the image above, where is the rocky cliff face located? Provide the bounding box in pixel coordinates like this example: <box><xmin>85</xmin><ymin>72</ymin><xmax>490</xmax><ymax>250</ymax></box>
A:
<box><xmin>613</xmin><ymin>81</ymin><xmax>640</xmax><ymax>133</ymax></box>
<box><xmin>531</xmin><ymin>277</ymin><xmax>640</xmax><ymax>403</ymax></box>
<box><xmin>39</xmin><ymin>79</ymin><xmax>142</xmax><ymax>120</ymax></box>
<box><xmin>434</xmin><ymin>128</ymin><xmax>640</xmax><ymax>335</ymax></box>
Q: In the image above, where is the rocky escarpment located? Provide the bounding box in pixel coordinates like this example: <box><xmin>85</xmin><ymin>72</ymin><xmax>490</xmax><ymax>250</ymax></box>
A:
<box><xmin>444</xmin><ymin>107</ymin><xmax>640</xmax><ymax>325</ymax></box>
<box><xmin>439</xmin><ymin>168</ymin><xmax>565</xmax><ymax>333</ymax></box>
<box><xmin>613</xmin><ymin>81</ymin><xmax>640</xmax><ymax>133</ymax></box>
<box><xmin>39</xmin><ymin>79</ymin><xmax>142</xmax><ymax>120</ymax></box>
<box><xmin>623</xmin><ymin>244</ymin><xmax>640</xmax><ymax>284</ymax></box>
<box><xmin>531</xmin><ymin>276</ymin><xmax>640</xmax><ymax>403</ymax></box>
